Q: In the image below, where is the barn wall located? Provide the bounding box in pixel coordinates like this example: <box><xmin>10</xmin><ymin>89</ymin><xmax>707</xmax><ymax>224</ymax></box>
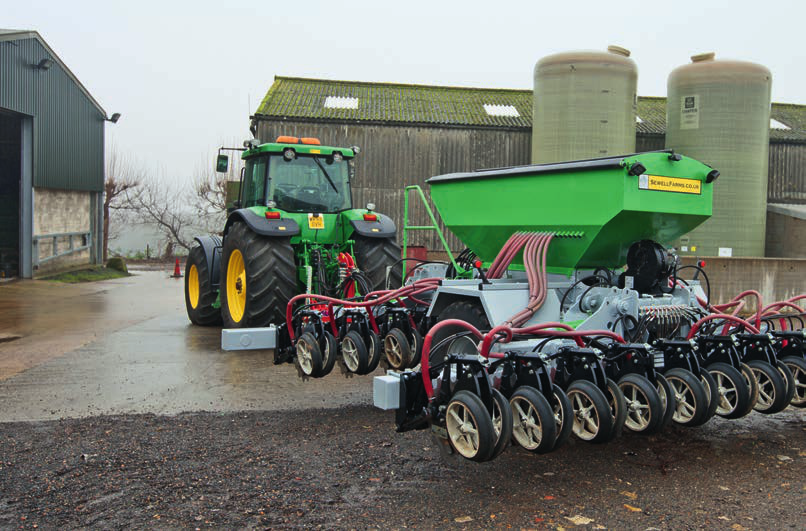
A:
<box><xmin>255</xmin><ymin>119</ymin><xmax>531</xmax><ymax>251</ymax></box>
<box><xmin>256</xmin><ymin>119</ymin><xmax>806</xmax><ymax>253</ymax></box>
<box><xmin>768</xmin><ymin>142</ymin><xmax>806</xmax><ymax>204</ymax></box>
<box><xmin>0</xmin><ymin>36</ymin><xmax>105</xmax><ymax>191</ymax></box>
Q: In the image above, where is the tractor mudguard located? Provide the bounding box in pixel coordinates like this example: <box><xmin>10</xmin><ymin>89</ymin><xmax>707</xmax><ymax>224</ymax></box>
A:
<box><xmin>225</xmin><ymin>208</ymin><xmax>301</xmax><ymax>237</ymax></box>
<box><xmin>193</xmin><ymin>235</ymin><xmax>222</xmax><ymax>289</ymax></box>
<box><xmin>350</xmin><ymin>213</ymin><xmax>396</xmax><ymax>238</ymax></box>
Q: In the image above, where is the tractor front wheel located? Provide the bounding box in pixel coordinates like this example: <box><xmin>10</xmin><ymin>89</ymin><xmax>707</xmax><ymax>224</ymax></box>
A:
<box><xmin>184</xmin><ymin>245</ymin><xmax>222</xmax><ymax>326</ymax></box>
<box><xmin>220</xmin><ymin>222</ymin><xmax>296</xmax><ymax>328</ymax></box>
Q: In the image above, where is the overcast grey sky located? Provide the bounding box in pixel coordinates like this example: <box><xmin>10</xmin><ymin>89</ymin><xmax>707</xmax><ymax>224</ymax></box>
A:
<box><xmin>4</xmin><ymin>0</ymin><xmax>805</xmax><ymax>184</ymax></box>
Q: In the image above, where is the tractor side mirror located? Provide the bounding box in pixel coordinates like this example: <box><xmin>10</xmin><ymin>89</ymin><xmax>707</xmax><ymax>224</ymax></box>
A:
<box><xmin>216</xmin><ymin>154</ymin><xmax>229</xmax><ymax>173</ymax></box>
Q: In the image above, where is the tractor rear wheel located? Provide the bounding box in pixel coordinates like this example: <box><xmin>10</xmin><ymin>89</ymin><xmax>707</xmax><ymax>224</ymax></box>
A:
<box><xmin>184</xmin><ymin>245</ymin><xmax>222</xmax><ymax>326</ymax></box>
<box><xmin>220</xmin><ymin>222</ymin><xmax>296</xmax><ymax>328</ymax></box>
<box><xmin>353</xmin><ymin>236</ymin><xmax>402</xmax><ymax>291</ymax></box>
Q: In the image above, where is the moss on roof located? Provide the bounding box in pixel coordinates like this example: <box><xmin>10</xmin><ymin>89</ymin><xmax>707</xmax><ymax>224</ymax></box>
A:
<box><xmin>256</xmin><ymin>77</ymin><xmax>806</xmax><ymax>142</ymax></box>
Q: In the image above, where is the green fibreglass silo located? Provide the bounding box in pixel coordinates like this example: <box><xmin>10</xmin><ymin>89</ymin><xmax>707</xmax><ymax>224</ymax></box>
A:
<box><xmin>666</xmin><ymin>52</ymin><xmax>771</xmax><ymax>258</ymax></box>
<box><xmin>532</xmin><ymin>46</ymin><xmax>637</xmax><ymax>164</ymax></box>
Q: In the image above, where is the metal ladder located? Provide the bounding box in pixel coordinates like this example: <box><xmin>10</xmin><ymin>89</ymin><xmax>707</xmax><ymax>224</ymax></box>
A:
<box><xmin>402</xmin><ymin>185</ymin><xmax>469</xmax><ymax>278</ymax></box>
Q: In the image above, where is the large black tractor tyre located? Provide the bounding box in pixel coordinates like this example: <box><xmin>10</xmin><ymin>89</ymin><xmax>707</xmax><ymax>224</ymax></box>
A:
<box><xmin>353</xmin><ymin>236</ymin><xmax>402</xmax><ymax>291</ymax></box>
<box><xmin>184</xmin><ymin>245</ymin><xmax>222</xmax><ymax>326</ymax></box>
<box><xmin>219</xmin><ymin>222</ymin><xmax>296</xmax><ymax>328</ymax></box>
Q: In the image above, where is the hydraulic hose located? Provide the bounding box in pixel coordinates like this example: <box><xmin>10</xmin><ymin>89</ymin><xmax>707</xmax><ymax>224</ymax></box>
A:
<box><xmin>286</xmin><ymin>278</ymin><xmax>439</xmax><ymax>341</ymax></box>
<box><xmin>420</xmin><ymin>319</ymin><xmax>483</xmax><ymax>400</ymax></box>
<box><xmin>686</xmin><ymin>313</ymin><xmax>760</xmax><ymax>339</ymax></box>
<box><xmin>761</xmin><ymin>301</ymin><xmax>805</xmax><ymax>315</ymax></box>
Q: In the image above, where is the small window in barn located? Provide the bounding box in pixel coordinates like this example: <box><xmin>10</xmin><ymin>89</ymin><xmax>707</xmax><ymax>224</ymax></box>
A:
<box><xmin>324</xmin><ymin>96</ymin><xmax>359</xmax><ymax>109</ymax></box>
<box><xmin>770</xmin><ymin>118</ymin><xmax>791</xmax><ymax>130</ymax></box>
<box><xmin>483</xmin><ymin>104</ymin><xmax>520</xmax><ymax>117</ymax></box>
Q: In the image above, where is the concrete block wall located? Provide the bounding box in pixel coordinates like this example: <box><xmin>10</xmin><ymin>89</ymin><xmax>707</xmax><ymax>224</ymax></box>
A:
<box><xmin>33</xmin><ymin>187</ymin><xmax>91</xmax><ymax>274</ymax></box>
<box><xmin>680</xmin><ymin>257</ymin><xmax>805</xmax><ymax>314</ymax></box>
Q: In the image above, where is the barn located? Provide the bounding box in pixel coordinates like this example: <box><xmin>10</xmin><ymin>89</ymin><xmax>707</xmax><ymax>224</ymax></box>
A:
<box><xmin>251</xmin><ymin>76</ymin><xmax>806</xmax><ymax>257</ymax></box>
<box><xmin>0</xmin><ymin>29</ymin><xmax>116</xmax><ymax>278</ymax></box>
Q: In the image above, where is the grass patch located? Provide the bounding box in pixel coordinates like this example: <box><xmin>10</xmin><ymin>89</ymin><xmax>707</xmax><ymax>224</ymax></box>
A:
<box><xmin>44</xmin><ymin>266</ymin><xmax>130</xmax><ymax>283</ymax></box>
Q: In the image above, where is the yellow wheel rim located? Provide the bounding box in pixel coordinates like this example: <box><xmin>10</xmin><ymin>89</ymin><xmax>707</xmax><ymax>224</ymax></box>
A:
<box><xmin>226</xmin><ymin>249</ymin><xmax>247</xmax><ymax>322</ymax></box>
<box><xmin>187</xmin><ymin>264</ymin><xmax>200</xmax><ymax>309</ymax></box>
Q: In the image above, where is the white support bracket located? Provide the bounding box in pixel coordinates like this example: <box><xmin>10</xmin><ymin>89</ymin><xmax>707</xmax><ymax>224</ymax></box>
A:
<box><xmin>221</xmin><ymin>326</ymin><xmax>277</xmax><ymax>351</ymax></box>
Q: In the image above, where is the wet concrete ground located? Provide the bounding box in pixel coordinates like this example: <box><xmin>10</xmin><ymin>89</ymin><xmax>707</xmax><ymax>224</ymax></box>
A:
<box><xmin>0</xmin><ymin>270</ymin><xmax>374</xmax><ymax>422</ymax></box>
<box><xmin>0</xmin><ymin>269</ymin><xmax>804</xmax><ymax>528</ymax></box>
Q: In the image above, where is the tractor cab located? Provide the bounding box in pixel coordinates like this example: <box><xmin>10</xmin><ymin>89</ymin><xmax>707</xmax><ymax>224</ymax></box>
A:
<box><xmin>220</xmin><ymin>136</ymin><xmax>357</xmax><ymax>213</ymax></box>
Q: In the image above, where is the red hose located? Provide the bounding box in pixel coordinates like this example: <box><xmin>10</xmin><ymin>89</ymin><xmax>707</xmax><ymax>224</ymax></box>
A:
<box><xmin>717</xmin><ymin>300</ymin><xmax>745</xmax><ymax>335</ymax></box>
<box><xmin>286</xmin><ymin>278</ymin><xmax>438</xmax><ymax>341</ymax></box>
<box><xmin>479</xmin><ymin>325</ymin><xmax>515</xmax><ymax>358</ymax></box>
<box><xmin>420</xmin><ymin>319</ymin><xmax>483</xmax><ymax>400</ymax></box>
<box><xmin>478</xmin><ymin>322</ymin><xmax>621</xmax><ymax>358</ymax></box>
<box><xmin>724</xmin><ymin>290</ymin><xmax>763</xmax><ymax>329</ymax></box>
<box><xmin>687</xmin><ymin>313</ymin><xmax>760</xmax><ymax>339</ymax></box>
<box><xmin>761</xmin><ymin>301</ymin><xmax>805</xmax><ymax>315</ymax></box>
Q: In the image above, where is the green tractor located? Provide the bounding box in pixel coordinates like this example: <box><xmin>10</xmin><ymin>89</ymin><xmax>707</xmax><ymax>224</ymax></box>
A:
<box><xmin>184</xmin><ymin>136</ymin><xmax>402</xmax><ymax>328</ymax></box>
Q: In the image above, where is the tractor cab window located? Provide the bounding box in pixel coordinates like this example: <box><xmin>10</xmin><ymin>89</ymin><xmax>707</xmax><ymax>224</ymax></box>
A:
<box><xmin>268</xmin><ymin>154</ymin><xmax>352</xmax><ymax>213</ymax></box>
<box><xmin>241</xmin><ymin>156</ymin><xmax>267</xmax><ymax>207</ymax></box>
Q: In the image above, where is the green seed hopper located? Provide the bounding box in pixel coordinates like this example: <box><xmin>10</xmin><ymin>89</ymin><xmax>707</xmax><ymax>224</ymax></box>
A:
<box><xmin>426</xmin><ymin>151</ymin><xmax>716</xmax><ymax>275</ymax></box>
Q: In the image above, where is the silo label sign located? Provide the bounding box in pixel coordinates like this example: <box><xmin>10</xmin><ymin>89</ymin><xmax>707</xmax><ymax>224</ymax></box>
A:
<box><xmin>680</xmin><ymin>95</ymin><xmax>700</xmax><ymax>129</ymax></box>
<box><xmin>638</xmin><ymin>174</ymin><xmax>702</xmax><ymax>195</ymax></box>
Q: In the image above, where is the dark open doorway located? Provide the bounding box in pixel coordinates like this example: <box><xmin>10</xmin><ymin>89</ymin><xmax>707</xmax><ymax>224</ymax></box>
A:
<box><xmin>0</xmin><ymin>110</ymin><xmax>21</xmax><ymax>278</ymax></box>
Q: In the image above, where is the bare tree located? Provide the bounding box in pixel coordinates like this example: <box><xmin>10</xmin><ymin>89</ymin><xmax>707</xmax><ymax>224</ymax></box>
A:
<box><xmin>109</xmin><ymin>144</ymin><xmax>245</xmax><ymax>259</ymax></box>
<box><xmin>193</xmin><ymin>167</ymin><xmax>228</xmax><ymax>233</ymax></box>
<box><xmin>192</xmin><ymin>153</ymin><xmax>243</xmax><ymax>233</ymax></box>
<box><xmin>123</xmin><ymin>179</ymin><xmax>198</xmax><ymax>256</ymax></box>
<box><xmin>104</xmin><ymin>147</ymin><xmax>143</xmax><ymax>261</ymax></box>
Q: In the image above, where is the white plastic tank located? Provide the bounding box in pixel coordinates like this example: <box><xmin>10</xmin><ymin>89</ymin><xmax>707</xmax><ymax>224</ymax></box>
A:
<box><xmin>532</xmin><ymin>46</ymin><xmax>638</xmax><ymax>164</ymax></box>
<box><xmin>666</xmin><ymin>52</ymin><xmax>772</xmax><ymax>257</ymax></box>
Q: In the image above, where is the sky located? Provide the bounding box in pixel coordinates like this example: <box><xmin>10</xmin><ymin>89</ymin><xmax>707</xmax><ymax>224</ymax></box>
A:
<box><xmin>4</xmin><ymin>0</ymin><xmax>805</xmax><ymax>186</ymax></box>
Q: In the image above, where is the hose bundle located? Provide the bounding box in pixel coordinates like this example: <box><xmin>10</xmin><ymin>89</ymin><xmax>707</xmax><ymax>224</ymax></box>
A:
<box><xmin>502</xmin><ymin>232</ymin><xmax>554</xmax><ymax>327</ymax></box>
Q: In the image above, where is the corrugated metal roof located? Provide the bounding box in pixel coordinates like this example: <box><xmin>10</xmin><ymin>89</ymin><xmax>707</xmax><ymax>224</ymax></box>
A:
<box><xmin>256</xmin><ymin>77</ymin><xmax>533</xmax><ymax>128</ymax></box>
<box><xmin>0</xmin><ymin>28</ymin><xmax>107</xmax><ymax>117</ymax></box>
<box><xmin>256</xmin><ymin>77</ymin><xmax>806</xmax><ymax>142</ymax></box>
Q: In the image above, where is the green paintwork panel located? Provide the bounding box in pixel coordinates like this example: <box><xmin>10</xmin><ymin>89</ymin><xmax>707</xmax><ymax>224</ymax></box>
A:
<box><xmin>427</xmin><ymin>152</ymin><xmax>714</xmax><ymax>274</ymax></box>
<box><xmin>243</xmin><ymin>142</ymin><xmax>354</xmax><ymax>159</ymax></box>
<box><xmin>246</xmin><ymin>205</ymin><xmax>374</xmax><ymax>291</ymax></box>
<box><xmin>245</xmin><ymin>206</ymin><xmax>375</xmax><ymax>246</ymax></box>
